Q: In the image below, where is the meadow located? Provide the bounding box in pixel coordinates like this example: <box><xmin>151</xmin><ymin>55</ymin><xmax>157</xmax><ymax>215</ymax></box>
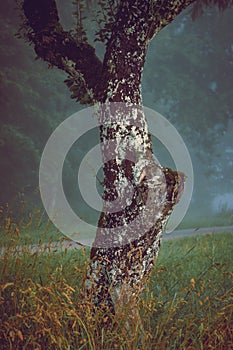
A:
<box><xmin>0</xmin><ymin>213</ymin><xmax>232</xmax><ymax>349</ymax></box>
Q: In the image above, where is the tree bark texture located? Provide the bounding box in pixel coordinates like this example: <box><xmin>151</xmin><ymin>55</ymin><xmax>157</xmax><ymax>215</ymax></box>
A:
<box><xmin>21</xmin><ymin>0</ymin><xmax>192</xmax><ymax>324</ymax></box>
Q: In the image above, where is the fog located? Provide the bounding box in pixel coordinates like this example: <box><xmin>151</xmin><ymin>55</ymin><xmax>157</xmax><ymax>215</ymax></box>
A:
<box><xmin>0</xmin><ymin>1</ymin><xmax>232</xmax><ymax>229</ymax></box>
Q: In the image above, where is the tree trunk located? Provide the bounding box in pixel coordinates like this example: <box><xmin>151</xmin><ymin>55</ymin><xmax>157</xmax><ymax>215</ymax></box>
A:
<box><xmin>84</xmin><ymin>2</ymin><xmax>186</xmax><ymax>336</ymax></box>
<box><xmin>20</xmin><ymin>0</ymin><xmax>192</xmax><ymax>338</ymax></box>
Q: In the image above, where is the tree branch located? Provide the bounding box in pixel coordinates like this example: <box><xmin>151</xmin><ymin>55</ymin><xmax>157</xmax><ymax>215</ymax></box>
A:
<box><xmin>21</xmin><ymin>0</ymin><xmax>103</xmax><ymax>104</ymax></box>
<box><xmin>99</xmin><ymin>0</ymin><xmax>197</xmax><ymax>102</ymax></box>
<box><xmin>146</xmin><ymin>0</ymin><xmax>196</xmax><ymax>42</ymax></box>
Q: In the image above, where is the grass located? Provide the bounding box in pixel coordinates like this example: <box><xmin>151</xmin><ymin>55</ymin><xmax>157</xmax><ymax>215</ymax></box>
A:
<box><xmin>1</xmin><ymin>201</ymin><xmax>233</xmax><ymax>245</ymax></box>
<box><xmin>178</xmin><ymin>209</ymin><xmax>233</xmax><ymax>229</ymax></box>
<box><xmin>0</xmin><ymin>203</ymin><xmax>64</xmax><ymax>245</ymax></box>
<box><xmin>0</xmin><ymin>219</ymin><xmax>232</xmax><ymax>349</ymax></box>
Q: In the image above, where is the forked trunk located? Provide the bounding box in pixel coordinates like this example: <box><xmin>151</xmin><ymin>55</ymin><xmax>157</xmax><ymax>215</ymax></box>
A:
<box><xmin>20</xmin><ymin>0</ymin><xmax>189</xmax><ymax>340</ymax></box>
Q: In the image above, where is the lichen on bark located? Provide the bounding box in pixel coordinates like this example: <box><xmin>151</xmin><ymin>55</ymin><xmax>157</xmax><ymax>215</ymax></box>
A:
<box><xmin>19</xmin><ymin>0</ymin><xmax>190</xmax><ymax>332</ymax></box>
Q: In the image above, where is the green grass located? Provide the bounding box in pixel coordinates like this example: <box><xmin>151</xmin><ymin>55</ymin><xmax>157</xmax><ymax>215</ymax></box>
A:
<box><xmin>0</xmin><ymin>225</ymin><xmax>232</xmax><ymax>349</ymax></box>
<box><xmin>143</xmin><ymin>233</ymin><xmax>233</xmax><ymax>349</ymax></box>
<box><xmin>178</xmin><ymin>209</ymin><xmax>233</xmax><ymax>229</ymax></box>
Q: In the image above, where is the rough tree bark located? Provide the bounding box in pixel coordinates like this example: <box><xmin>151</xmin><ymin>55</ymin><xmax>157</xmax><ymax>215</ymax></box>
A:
<box><xmin>20</xmin><ymin>0</ymin><xmax>195</xmax><ymax>337</ymax></box>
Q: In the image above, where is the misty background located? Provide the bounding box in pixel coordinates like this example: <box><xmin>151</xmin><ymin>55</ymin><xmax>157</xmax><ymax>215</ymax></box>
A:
<box><xmin>0</xmin><ymin>0</ymin><xmax>232</xmax><ymax>230</ymax></box>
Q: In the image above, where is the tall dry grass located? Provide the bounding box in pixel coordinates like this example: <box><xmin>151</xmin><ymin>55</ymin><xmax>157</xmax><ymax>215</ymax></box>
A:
<box><xmin>0</xmin><ymin>212</ymin><xmax>232</xmax><ymax>349</ymax></box>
